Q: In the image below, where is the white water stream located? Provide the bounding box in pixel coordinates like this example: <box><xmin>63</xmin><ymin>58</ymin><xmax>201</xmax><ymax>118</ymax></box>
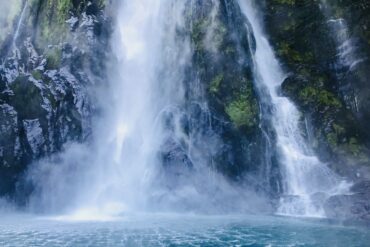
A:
<box><xmin>1</xmin><ymin>0</ymin><xmax>28</xmax><ymax>65</ymax></box>
<box><xmin>13</xmin><ymin>0</ymin><xmax>28</xmax><ymax>46</ymax></box>
<box><xmin>320</xmin><ymin>0</ymin><xmax>366</xmax><ymax>114</ymax></box>
<box><xmin>237</xmin><ymin>0</ymin><xmax>349</xmax><ymax>217</ymax></box>
<box><xmin>320</xmin><ymin>0</ymin><xmax>364</xmax><ymax>72</ymax></box>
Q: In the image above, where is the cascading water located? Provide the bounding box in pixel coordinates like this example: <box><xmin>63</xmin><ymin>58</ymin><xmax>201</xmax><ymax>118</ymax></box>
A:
<box><xmin>1</xmin><ymin>0</ymin><xmax>29</xmax><ymax>65</ymax></box>
<box><xmin>27</xmin><ymin>0</ymin><xmax>269</xmax><ymax>218</ymax></box>
<box><xmin>1</xmin><ymin>1</ymin><xmax>370</xmax><ymax>245</ymax></box>
<box><xmin>320</xmin><ymin>0</ymin><xmax>365</xmax><ymax>114</ymax></box>
<box><xmin>23</xmin><ymin>0</ymin><xmax>349</xmax><ymax>219</ymax></box>
<box><xmin>13</xmin><ymin>0</ymin><xmax>28</xmax><ymax>47</ymax></box>
<box><xmin>320</xmin><ymin>0</ymin><xmax>364</xmax><ymax>72</ymax></box>
<box><xmin>237</xmin><ymin>0</ymin><xmax>349</xmax><ymax>217</ymax></box>
<box><xmin>78</xmin><ymin>0</ymin><xmax>190</xmax><ymax>216</ymax></box>
<box><xmin>29</xmin><ymin>0</ymin><xmax>192</xmax><ymax>217</ymax></box>
<box><xmin>328</xmin><ymin>18</ymin><xmax>363</xmax><ymax>71</ymax></box>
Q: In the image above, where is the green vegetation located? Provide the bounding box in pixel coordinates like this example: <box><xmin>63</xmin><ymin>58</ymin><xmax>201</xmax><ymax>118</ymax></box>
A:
<box><xmin>190</xmin><ymin>14</ymin><xmax>227</xmax><ymax>53</ymax></box>
<box><xmin>35</xmin><ymin>0</ymin><xmax>73</xmax><ymax>47</ymax></box>
<box><xmin>299</xmin><ymin>87</ymin><xmax>342</xmax><ymax>108</ymax></box>
<box><xmin>191</xmin><ymin>18</ymin><xmax>209</xmax><ymax>51</ymax></box>
<box><xmin>189</xmin><ymin>3</ymin><xmax>259</xmax><ymax>135</ymax></box>
<box><xmin>56</xmin><ymin>0</ymin><xmax>72</xmax><ymax>24</ymax></box>
<box><xmin>45</xmin><ymin>47</ymin><xmax>62</xmax><ymax>70</ymax></box>
<box><xmin>226</xmin><ymin>95</ymin><xmax>258</xmax><ymax>129</ymax></box>
<box><xmin>96</xmin><ymin>0</ymin><xmax>107</xmax><ymax>9</ymax></box>
<box><xmin>32</xmin><ymin>70</ymin><xmax>43</xmax><ymax>80</ymax></box>
<box><xmin>209</xmin><ymin>74</ymin><xmax>223</xmax><ymax>94</ymax></box>
<box><xmin>225</xmin><ymin>82</ymin><xmax>258</xmax><ymax>131</ymax></box>
<box><xmin>277</xmin><ymin>43</ymin><xmax>314</xmax><ymax>64</ymax></box>
<box><xmin>273</xmin><ymin>0</ymin><xmax>296</xmax><ymax>5</ymax></box>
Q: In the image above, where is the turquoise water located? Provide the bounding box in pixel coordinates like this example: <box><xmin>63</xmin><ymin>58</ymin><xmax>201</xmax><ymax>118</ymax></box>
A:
<box><xmin>0</xmin><ymin>214</ymin><xmax>369</xmax><ymax>246</ymax></box>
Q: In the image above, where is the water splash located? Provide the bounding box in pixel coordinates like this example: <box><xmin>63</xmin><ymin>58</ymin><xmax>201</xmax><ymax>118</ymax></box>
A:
<box><xmin>237</xmin><ymin>0</ymin><xmax>350</xmax><ymax>217</ymax></box>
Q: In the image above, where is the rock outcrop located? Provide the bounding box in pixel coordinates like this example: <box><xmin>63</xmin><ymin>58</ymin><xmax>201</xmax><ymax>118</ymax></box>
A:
<box><xmin>0</xmin><ymin>0</ymin><xmax>111</xmax><ymax>197</ymax></box>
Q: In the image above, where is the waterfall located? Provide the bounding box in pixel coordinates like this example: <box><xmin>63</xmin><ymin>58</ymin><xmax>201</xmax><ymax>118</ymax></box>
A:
<box><xmin>27</xmin><ymin>0</ymin><xmax>269</xmax><ymax>218</ymax></box>
<box><xmin>1</xmin><ymin>0</ymin><xmax>28</xmax><ymax>66</ymax></box>
<box><xmin>30</xmin><ymin>0</ymin><xmax>193</xmax><ymax>217</ymax></box>
<box><xmin>237</xmin><ymin>0</ymin><xmax>349</xmax><ymax>217</ymax></box>
<box><xmin>320</xmin><ymin>0</ymin><xmax>364</xmax><ymax>72</ymax></box>
<box><xmin>77</xmin><ymin>0</ymin><xmax>190</xmax><ymax>216</ymax></box>
<box><xmin>13</xmin><ymin>0</ymin><xmax>28</xmax><ymax>47</ymax></box>
<box><xmin>320</xmin><ymin>0</ymin><xmax>365</xmax><ymax>114</ymax></box>
<box><xmin>23</xmin><ymin>0</ymin><xmax>350</xmax><ymax>219</ymax></box>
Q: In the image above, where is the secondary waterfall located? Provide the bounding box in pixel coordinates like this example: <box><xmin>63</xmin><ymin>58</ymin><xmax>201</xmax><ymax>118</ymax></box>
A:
<box><xmin>1</xmin><ymin>0</ymin><xmax>29</xmax><ymax>65</ymax></box>
<box><xmin>237</xmin><ymin>0</ymin><xmax>349</xmax><ymax>217</ymax></box>
<box><xmin>13</xmin><ymin>0</ymin><xmax>28</xmax><ymax>46</ymax></box>
<box><xmin>320</xmin><ymin>0</ymin><xmax>363</xmax><ymax>72</ymax></box>
<box><xmin>320</xmin><ymin>0</ymin><xmax>365</xmax><ymax>114</ymax></box>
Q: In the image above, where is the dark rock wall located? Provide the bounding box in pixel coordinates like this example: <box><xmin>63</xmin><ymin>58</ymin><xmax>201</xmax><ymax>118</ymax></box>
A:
<box><xmin>182</xmin><ymin>0</ymin><xmax>282</xmax><ymax>195</ymax></box>
<box><xmin>0</xmin><ymin>0</ymin><xmax>111</xmax><ymax>197</ymax></box>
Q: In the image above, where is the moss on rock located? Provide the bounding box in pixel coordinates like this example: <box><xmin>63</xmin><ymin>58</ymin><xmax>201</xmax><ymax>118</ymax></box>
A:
<box><xmin>265</xmin><ymin>0</ymin><xmax>370</xmax><ymax>177</ymax></box>
<box><xmin>9</xmin><ymin>76</ymin><xmax>46</xmax><ymax>119</ymax></box>
<box><xmin>45</xmin><ymin>47</ymin><xmax>62</xmax><ymax>70</ymax></box>
<box><xmin>226</xmin><ymin>93</ymin><xmax>258</xmax><ymax>130</ymax></box>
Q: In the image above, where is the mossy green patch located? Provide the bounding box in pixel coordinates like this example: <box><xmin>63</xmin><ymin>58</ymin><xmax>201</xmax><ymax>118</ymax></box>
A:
<box><xmin>210</xmin><ymin>74</ymin><xmax>223</xmax><ymax>94</ymax></box>
<box><xmin>299</xmin><ymin>86</ymin><xmax>342</xmax><ymax>108</ymax></box>
<box><xmin>277</xmin><ymin>43</ymin><xmax>314</xmax><ymax>64</ymax></box>
<box><xmin>226</xmin><ymin>93</ymin><xmax>258</xmax><ymax>130</ymax></box>
<box><xmin>191</xmin><ymin>18</ymin><xmax>210</xmax><ymax>51</ymax></box>
<box><xmin>31</xmin><ymin>70</ymin><xmax>43</xmax><ymax>80</ymax></box>
<box><xmin>273</xmin><ymin>0</ymin><xmax>296</xmax><ymax>5</ymax></box>
<box><xmin>45</xmin><ymin>48</ymin><xmax>62</xmax><ymax>70</ymax></box>
<box><xmin>35</xmin><ymin>0</ymin><xmax>73</xmax><ymax>47</ymax></box>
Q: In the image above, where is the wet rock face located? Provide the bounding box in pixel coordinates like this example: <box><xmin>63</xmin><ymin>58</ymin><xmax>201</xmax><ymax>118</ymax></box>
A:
<box><xmin>0</xmin><ymin>104</ymin><xmax>23</xmax><ymax>195</ymax></box>
<box><xmin>0</xmin><ymin>0</ymin><xmax>111</xmax><ymax>197</ymax></box>
<box><xmin>263</xmin><ymin>0</ymin><xmax>370</xmax><ymax>180</ymax></box>
<box><xmin>322</xmin><ymin>0</ymin><xmax>370</xmax><ymax>126</ymax></box>
<box><xmin>324</xmin><ymin>181</ymin><xmax>370</xmax><ymax>222</ymax></box>
<box><xmin>183</xmin><ymin>0</ymin><xmax>282</xmax><ymax>194</ymax></box>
